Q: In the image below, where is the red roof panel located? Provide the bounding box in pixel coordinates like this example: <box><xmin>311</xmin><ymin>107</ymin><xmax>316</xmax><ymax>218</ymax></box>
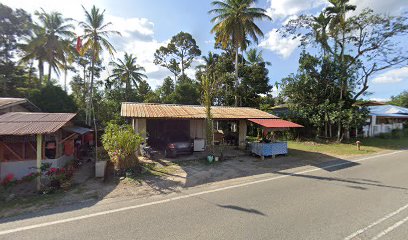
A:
<box><xmin>248</xmin><ymin>119</ymin><xmax>303</xmax><ymax>128</ymax></box>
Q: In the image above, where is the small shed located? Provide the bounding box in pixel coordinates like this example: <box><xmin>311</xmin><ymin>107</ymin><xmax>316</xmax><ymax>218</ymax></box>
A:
<box><xmin>121</xmin><ymin>102</ymin><xmax>280</xmax><ymax>149</ymax></box>
<box><xmin>248</xmin><ymin>118</ymin><xmax>303</xmax><ymax>158</ymax></box>
<box><xmin>0</xmin><ymin>112</ymin><xmax>79</xmax><ymax>188</ymax></box>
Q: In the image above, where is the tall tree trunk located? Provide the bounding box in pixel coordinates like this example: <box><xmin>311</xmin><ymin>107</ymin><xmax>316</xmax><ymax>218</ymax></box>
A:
<box><xmin>125</xmin><ymin>79</ymin><xmax>130</xmax><ymax>101</ymax></box>
<box><xmin>88</xmin><ymin>57</ymin><xmax>95</xmax><ymax>126</ymax></box>
<box><xmin>47</xmin><ymin>61</ymin><xmax>52</xmax><ymax>85</ymax></box>
<box><xmin>28</xmin><ymin>60</ymin><xmax>34</xmax><ymax>86</ymax></box>
<box><xmin>329</xmin><ymin>122</ymin><xmax>332</xmax><ymax>138</ymax></box>
<box><xmin>181</xmin><ymin>55</ymin><xmax>184</xmax><ymax>78</ymax></box>
<box><xmin>64</xmin><ymin>67</ymin><xmax>68</xmax><ymax>92</ymax></box>
<box><xmin>83</xmin><ymin>65</ymin><xmax>87</xmax><ymax>104</ymax></box>
<box><xmin>234</xmin><ymin>47</ymin><xmax>239</xmax><ymax>107</ymax></box>
<box><xmin>38</xmin><ymin>60</ymin><xmax>44</xmax><ymax>87</ymax></box>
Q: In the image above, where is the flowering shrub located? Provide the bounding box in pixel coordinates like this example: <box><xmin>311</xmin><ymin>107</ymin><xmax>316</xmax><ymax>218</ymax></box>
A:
<box><xmin>45</xmin><ymin>167</ymin><xmax>73</xmax><ymax>189</ymax></box>
<box><xmin>102</xmin><ymin>123</ymin><xmax>142</xmax><ymax>171</ymax></box>
<box><xmin>21</xmin><ymin>172</ymin><xmax>40</xmax><ymax>183</ymax></box>
<box><xmin>1</xmin><ymin>173</ymin><xmax>16</xmax><ymax>190</ymax></box>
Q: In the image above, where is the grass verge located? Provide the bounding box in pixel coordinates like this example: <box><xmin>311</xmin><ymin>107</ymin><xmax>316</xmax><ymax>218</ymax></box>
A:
<box><xmin>287</xmin><ymin>136</ymin><xmax>408</xmax><ymax>156</ymax></box>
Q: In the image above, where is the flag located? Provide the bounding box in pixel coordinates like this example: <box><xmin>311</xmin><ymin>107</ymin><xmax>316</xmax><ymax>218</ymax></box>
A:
<box><xmin>76</xmin><ymin>36</ymin><xmax>82</xmax><ymax>54</ymax></box>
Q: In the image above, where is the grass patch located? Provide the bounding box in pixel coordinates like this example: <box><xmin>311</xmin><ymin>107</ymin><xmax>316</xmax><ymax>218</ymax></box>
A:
<box><xmin>0</xmin><ymin>191</ymin><xmax>64</xmax><ymax>218</ymax></box>
<box><xmin>287</xmin><ymin>136</ymin><xmax>408</xmax><ymax>157</ymax></box>
<box><xmin>141</xmin><ymin>162</ymin><xmax>179</xmax><ymax>177</ymax></box>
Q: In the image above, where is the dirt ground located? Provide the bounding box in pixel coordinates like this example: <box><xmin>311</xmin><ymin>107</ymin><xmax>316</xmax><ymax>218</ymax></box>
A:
<box><xmin>0</xmin><ymin>147</ymin><xmax>376</xmax><ymax>218</ymax></box>
<box><xmin>77</xmin><ymin>147</ymin><xmax>363</xmax><ymax>204</ymax></box>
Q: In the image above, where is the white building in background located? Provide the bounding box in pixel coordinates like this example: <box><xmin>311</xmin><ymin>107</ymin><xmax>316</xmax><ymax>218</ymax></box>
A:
<box><xmin>363</xmin><ymin>105</ymin><xmax>408</xmax><ymax>137</ymax></box>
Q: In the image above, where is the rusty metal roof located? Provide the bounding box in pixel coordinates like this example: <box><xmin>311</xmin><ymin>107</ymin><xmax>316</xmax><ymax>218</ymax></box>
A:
<box><xmin>0</xmin><ymin>98</ymin><xmax>26</xmax><ymax>109</ymax></box>
<box><xmin>121</xmin><ymin>103</ymin><xmax>278</xmax><ymax>119</ymax></box>
<box><xmin>0</xmin><ymin>112</ymin><xmax>76</xmax><ymax>135</ymax></box>
<box><xmin>0</xmin><ymin>97</ymin><xmax>40</xmax><ymax>111</ymax></box>
<box><xmin>248</xmin><ymin>119</ymin><xmax>303</xmax><ymax>128</ymax></box>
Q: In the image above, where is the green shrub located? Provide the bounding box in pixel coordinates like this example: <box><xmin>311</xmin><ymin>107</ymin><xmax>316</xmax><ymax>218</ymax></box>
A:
<box><xmin>102</xmin><ymin>123</ymin><xmax>142</xmax><ymax>171</ymax></box>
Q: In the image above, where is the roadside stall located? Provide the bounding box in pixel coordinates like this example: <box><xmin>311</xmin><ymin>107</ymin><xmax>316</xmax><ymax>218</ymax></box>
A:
<box><xmin>248</xmin><ymin>119</ymin><xmax>303</xmax><ymax>159</ymax></box>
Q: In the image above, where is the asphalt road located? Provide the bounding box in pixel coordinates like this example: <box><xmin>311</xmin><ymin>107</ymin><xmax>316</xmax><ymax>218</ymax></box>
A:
<box><xmin>1</xmin><ymin>150</ymin><xmax>408</xmax><ymax>240</ymax></box>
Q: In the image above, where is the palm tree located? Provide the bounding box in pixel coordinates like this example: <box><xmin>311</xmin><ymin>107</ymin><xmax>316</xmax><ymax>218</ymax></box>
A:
<box><xmin>108</xmin><ymin>53</ymin><xmax>147</xmax><ymax>101</ymax></box>
<box><xmin>312</xmin><ymin>12</ymin><xmax>331</xmax><ymax>55</ymax></box>
<box><xmin>245</xmin><ymin>48</ymin><xmax>270</xmax><ymax>66</ymax></box>
<box><xmin>325</xmin><ymin>0</ymin><xmax>356</xmax><ymax>141</ymax></box>
<box><xmin>35</xmin><ymin>9</ymin><xmax>75</xmax><ymax>83</ymax></box>
<box><xmin>79</xmin><ymin>5</ymin><xmax>120</xmax><ymax>125</ymax></box>
<box><xmin>197</xmin><ymin>51</ymin><xmax>219</xmax><ymax>75</ymax></box>
<box><xmin>20</xmin><ymin>27</ymin><xmax>47</xmax><ymax>87</ymax></box>
<box><xmin>326</xmin><ymin>0</ymin><xmax>356</xmax><ymax>32</ymax></box>
<box><xmin>209</xmin><ymin>0</ymin><xmax>271</xmax><ymax>106</ymax></box>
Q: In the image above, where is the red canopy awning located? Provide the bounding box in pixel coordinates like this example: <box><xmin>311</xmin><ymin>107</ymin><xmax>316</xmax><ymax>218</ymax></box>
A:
<box><xmin>248</xmin><ymin>119</ymin><xmax>303</xmax><ymax>128</ymax></box>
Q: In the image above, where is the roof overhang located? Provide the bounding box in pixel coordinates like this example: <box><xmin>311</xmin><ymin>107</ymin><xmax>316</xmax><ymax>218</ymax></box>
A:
<box><xmin>121</xmin><ymin>102</ymin><xmax>278</xmax><ymax>119</ymax></box>
<box><xmin>0</xmin><ymin>112</ymin><xmax>76</xmax><ymax>136</ymax></box>
<box><xmin>63</xmin><ymin>126</ymin><xmax>92</xmax><ymax>135</ymax></box>
<box><xmin>248</xmin><ymin>118</ymin><xmax>303</xmax><ymax>129</ymax></box>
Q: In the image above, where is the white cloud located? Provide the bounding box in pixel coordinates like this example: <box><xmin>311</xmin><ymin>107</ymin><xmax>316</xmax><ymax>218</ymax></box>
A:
<box><xmin>350</xmin><ymin>0</ymin><xmax>408</xmax><ymax>15</ymax></box>
<box><xmin>372</xmin><ymin>67</ymin><xmax>408</xmax><ymax>84</ymax></box>
<box><xmin>266</xmin><ymin>0</ymin><xmax>408</xmax><ymax>23</ymax></box>
<box><xmin>2</xmin><ymin>0</ymin><xmax>174</xmax><ymax>89</ymax></box>
<box><xmin>266</xmin><ymin>0</ymin><xmax>326</xmax><ymax>20</ymax></box>
<box><xmin>259</xmin><ymin>29</ymin><xmax>300</xmax><ymax>58</ymax></box>
<box><xmin>107</xmin><ymin>16</ymin><xmax>154</xmax><ymax>40</ymax></box>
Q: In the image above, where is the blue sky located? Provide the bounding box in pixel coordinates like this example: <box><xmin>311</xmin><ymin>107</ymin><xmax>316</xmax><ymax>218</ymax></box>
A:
<box><xmin>3</xmin><ymin>0</ymin><xmax>408</xmax><ymax>101</ymax></box>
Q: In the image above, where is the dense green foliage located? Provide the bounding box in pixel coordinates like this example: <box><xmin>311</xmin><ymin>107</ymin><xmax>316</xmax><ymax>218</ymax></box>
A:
<box><xmin>390</xmin><ymin>91</ymin><xmax>408</xmax><ymax>108</ymax></box>
<box><xmin>101</xmin><ymin>123</ymin><xmax>142</xmax><ymax>170</ymax></box>
<box><xmin>279</xmin><ymin>0</ymin><xmax>408</xmax><ymax>140</ymax></box>
<box><xmin>1</xmin><ymin>1</ymin><xmax>406</xmax><ymax>143</ymax></box>
<box><xmin>209</xmin><ymin>0</ymin><xmax>271</xmax><ymax>106</ymax></box>
<box><xmin>29</xmin><ymin>85</ymin><xmax>77</xmax><ymax>113</ymax></box>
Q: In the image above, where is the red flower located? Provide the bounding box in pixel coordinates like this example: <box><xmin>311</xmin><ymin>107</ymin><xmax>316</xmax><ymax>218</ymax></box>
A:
<box><xmin>1</xmin><ymin>173</ymin><xmax>15</xmax><ymax>186</ymax></box>
<box><xmin>5</xmin><ymin>173</ymin><xmax>14</xmax><ymax>182</ymax></box>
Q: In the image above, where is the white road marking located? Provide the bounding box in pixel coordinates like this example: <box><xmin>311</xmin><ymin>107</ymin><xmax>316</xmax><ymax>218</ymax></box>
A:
<box><xmin>344</xmin><ymin>203</ymin><xmax>408</xmax><ymax>240</ymax></box>
<box><xmin>0</xmin><ymin>150</ymin><xmax>404</xmax><ymax>236</ymax></box>
<box><xmin>370</xmin><ymin>215</ymin><xmax>408</xmax><ymax>240</ymax></box>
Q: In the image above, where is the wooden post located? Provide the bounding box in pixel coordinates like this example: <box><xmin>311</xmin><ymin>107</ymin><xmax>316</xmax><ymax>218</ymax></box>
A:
<box><xmin>36</xmin><ymin>134</ymin><xmax>42</xmax><ymax>191</ymax></box>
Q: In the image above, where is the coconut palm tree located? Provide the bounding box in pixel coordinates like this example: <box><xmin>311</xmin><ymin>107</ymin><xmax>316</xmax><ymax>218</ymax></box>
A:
<box><xmin>197</xmin><ymin>51</ymin><xmax>219</xmax><ymax>74</ymax></box>
<box><xmin>20</xmin><ymin>27</ymin><xmax>47</xmax><ymax>86</ymax></box>
<box><xmin>209</xmin><ymin>0</ymin><xmax>271</xmax><ymax>106</ymax></box>
<box><xmin>245</xmin><ymin>48</ymin><xmax>270</xmax><ymax>66</ymax></box>
<box><xmin>79</xmin><ymin>5</ymin><xmax>120</xmax><ymax>125</ymax></box>
<box><xmin>80</xmin><ymin>5</ymin><xmax>120</xmax><ymax>96</ymax></box>
<box><xmin>108</xmin><ymin>53</ymin><xmax>147</xmax><ymax>101</ymax></box>
<box><xmin>35</xmin><ymin>9</ymin><xmax>75</xmax><ymax>83</ymax></box>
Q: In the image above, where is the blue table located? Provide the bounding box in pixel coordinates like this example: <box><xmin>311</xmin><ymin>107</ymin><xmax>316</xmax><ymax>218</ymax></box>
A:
<box><xmin>250</xmin><ymin>142</ymin><xmax>288</xmax><ymax>157</ymax></box>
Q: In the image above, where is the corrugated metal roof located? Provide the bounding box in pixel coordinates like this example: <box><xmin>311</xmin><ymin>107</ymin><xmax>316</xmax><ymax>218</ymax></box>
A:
<box><xmin>369</xmin><ymin>105</ymin><xmax>408</xmax><ymax>118</ymax></box>
<box><xmin>121</xmin><ymin>103</ymin><xmax>278</xmax><ymax>119</ymax></box>
<box><xmin>0</xmin><ymin>97</ymin><xmax>40</xmax><ymax>112</ymax></box>
<box><xmin>63</xmin><ymin>126</ymin><xmax>92</xmax><ymax>135</ymax></box>
<box><xmin>0</xmin><ymin>98</ymin><xmax>27</xmax><ymax>109</ymax></box>
<box><xmin>0</xmin><ymin>112</ymin><xmax>76</xmax><ymax>135</ymax></box>
<box><xmin>248</xmin><ymin>119</ymin><xmax>303</xmax><ymax>128</ymax></box>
